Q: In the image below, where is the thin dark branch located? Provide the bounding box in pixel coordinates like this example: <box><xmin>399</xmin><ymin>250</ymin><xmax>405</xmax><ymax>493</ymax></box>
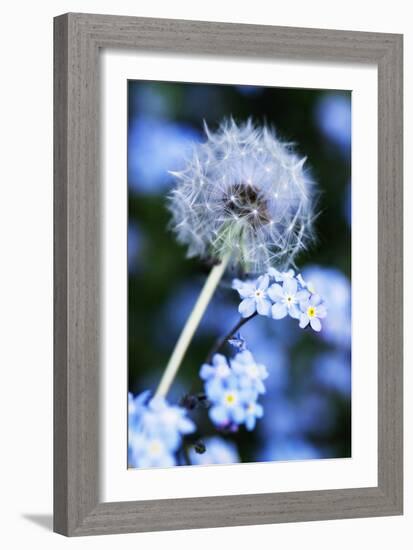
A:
<box><xmin>205</xmin><ymin>312</ymin><xmax>258</xmax><ymax>363</ymax></box>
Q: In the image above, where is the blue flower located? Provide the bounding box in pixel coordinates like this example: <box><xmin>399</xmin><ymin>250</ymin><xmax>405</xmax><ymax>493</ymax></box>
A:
<box><xmin>201</xmin><ymin>350</ymin><xmax>267</xmax><ymax>432</ymax></box>
<box><xmin>298</xmin><ymin>294</ymin><xmax>327</xmax><ymax>332</ymax></box>
<box><xmin>230</xmin><ymin>349</ymin><xmax>268</xmax><ymax>395</ymax></box>
<box><xmin>200</xmin><ymin>353</ymin><xmax>232</xmax><ymax>384</ymax></box>
<box><xmin>129</xmin><ymin>432</ymin><xmax>177</xmax><ymax>468</ymax></box>
<box><xmin>232</xmin><ymin>274</ymin><xmax>272</xmax><ymax>317</ymax></box>
<box><xmin>302</xmin><ymin>266</ymin><xmax>350</xmax><ymax>347</ymax></box>
<box><xmin>268</xmin><ymin>277</ymin><xmax>309</xmax><ymax>320</ymax></box>
<box><xmin>189</xmin><ymin>437</ymin><xmax>240</xmax><ymax>465</ymax></box>
<box><xmin>128</xmin><ymin>390</ymin><xmax>151</xmax><ymax>420</ymax></box>
<box><xmin>128</xmin><ymin>391</ymin><xmax>196</xmax><ymax>469</ymax></box>
<box><xmin>208</xmin><ymin>376</ymin><xmax>249</xmax><ymax>428</ymax></box>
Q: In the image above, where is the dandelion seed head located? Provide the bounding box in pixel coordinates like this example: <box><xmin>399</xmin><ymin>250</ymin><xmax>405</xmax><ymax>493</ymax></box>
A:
<box><xmin>167</xmin><ymin>118</ymin><xmax>317</xmax><ymax>272</ymax></box>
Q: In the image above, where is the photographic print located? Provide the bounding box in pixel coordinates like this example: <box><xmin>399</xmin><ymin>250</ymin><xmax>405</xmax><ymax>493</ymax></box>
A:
<box><xmin>127</xmin><ymin>80</ymin><xmax>351</xmax><ymax>469</ymax></box>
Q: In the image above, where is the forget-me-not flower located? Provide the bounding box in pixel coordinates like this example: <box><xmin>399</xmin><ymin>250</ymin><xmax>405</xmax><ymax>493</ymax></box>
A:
<box><xmin>201</xmin><ymin>350</ymin><xmax>267</xmax><ymax>432</ymax></box>
<box><xmin>233</xmin><ymin>268</ymin><xmax>327</xmax><ymax>332</ymax></box>
<box><xmin>129</xmin><ymin>432</ymin><xmax>177</xmax><ymax>468</ymax></box>
<box><xmin>200</xmin><ymin>353</ymin><xmax>233</xmax><ymax>403</ymax></box>
<box><xmin>208</xmin><ymin>376</ymin><xmax>250</xmax><ymax>428</ymax></box>
<box><xmin>268</xmin><ymin>277</ymin><xmax>309</xmax><ymax>320</ymax></box>
<box><xmin>232</xmin><ymin>274</ymin><xmax>272</xmax><ymax>317</ymax></box>
<box><xmin>128</xmin><ymin>391</ymin><xmax>196</xmax><ymax>469</ymax></box>
<box><xmin>200</xmin><ymin>353</ymin><xmax>232</xmax><ymax>384</ymax></box>
<box><xmin>230</xmin><ymin>349</ymin><xmax>268</xmax><ymax>394</ymax></box>
<box><xmin>142</xmin><ymin>396</ymin><xmax>196</xmax><ymax>449</ymax></box>
<box><xmin>298</xmin><ymin>294</ymin><xmax>327</xmax><ymax>332</ymax></box>
<box><xmin>302</xmin><ymin>265</ymin><xmax>350</xmax><ymax>347</ymax></box>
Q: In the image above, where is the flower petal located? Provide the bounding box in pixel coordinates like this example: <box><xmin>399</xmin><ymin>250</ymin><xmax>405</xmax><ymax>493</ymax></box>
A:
<box><xmin>267</xmin><ymin>283</ymin><xmax>284</xmax><ymax>301</ymax></box>
<box><xmin>272</xmin><ymin>302</ymin><xmax>288</xmax><ymax>319</ymax></box>
<box><xmin>258</xmin><ymin>365</ymin><xmax>269</xmax><ymax>379</ymax></box>
<box><xmin>299</xmin><ymin>314</ymin><xmax>310</xmax><ymax>329</ymax></box>
<box><xmin>283</xmin><ymin>277</ymin><xmax>297</xmax><ymax>295</ymax></box>
<box><xmin>232</xmin><ymin>405</ymin><xmax>246</xmax><ymax>424</ymax></box>
<box><xmin>296</xmin><ymin>289</ymin><xmax>309</xmax><ymax>302</ymax></box>
<box><xmin>245</xmin><ymin>416</ymin><xmax>256</xmax><ymax>431</ymax></box>
<box><xmin>310</xmin><ymin>317</ymin><xmax>322</xmax><ymax>332</ymax></box>
<box><xmin>212</xmin><ymin>354</ymin><xmax>228</xmax><ymax>367</ymax></box>
<box><xmin>238</xmin><ymin>298</ymin><xmax>256</xmax><ymax>318</ymax></box>
<box><xmin>205</xmin><ymin>379</ymin><xmax>224</xmax><ymax>401</ymax></box>
<box><xmin>256</xmin><ymin>298</ymin><xmax>271</xmax><ymax>316</ymax></box>
<box><xmin>256</xmin><ymin>379</ymin><xmax>266</xmax><ymax>394</ymax></box>
<box><xmin>257</xmin><ymin>274</ymin><xmax>270</xmax><ymax>290</ymax></box>
<box><xmin>299</xmin><ymin>296</ymin><xmax>311</xmax><ymax>311</ymax></box>
<box><xmin>310</xmin><ymin>293</ymin><xmax>322</xmax><ymax>306</ymax></box>
<box><xmin>232</xmin><ymin>279</ymin><xmax>255</xmax><ymax>299</ymax></box>
<box><xmin>289</xmin><ymin>304</ymin><xmax>301</xmax><ymax>319</ymax></box>
<box><xmin>210</xmin><ymin>405</ymin><xmax>229</xmax><ymax>425</ymax></box>
<box><xmin>316</xmin><ymin>304</ymin><xmax>327</xmax><ymax>318</ymax></box>
<box><xmin>178</xmin><ymin>417</ymin><xmax>196</xmax><ymax>434</ymax></box>
<box><xmin>200</xmin><ymin>363</ymin><xmax>214</xmax><ymax>380</ymax></box>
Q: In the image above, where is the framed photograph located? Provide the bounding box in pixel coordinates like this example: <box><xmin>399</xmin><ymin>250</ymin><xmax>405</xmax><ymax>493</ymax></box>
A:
<box><xmin>54</xmin><ymin>13</ymin><xmax>403</xmax><ymax>536</ymax></box>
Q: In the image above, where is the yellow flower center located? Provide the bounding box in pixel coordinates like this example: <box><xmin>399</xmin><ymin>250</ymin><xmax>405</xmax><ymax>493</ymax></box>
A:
<box><xmin>148</xmin><ymin>440</ymin><xmax>162</xmax><ymax>456</ymax></box>
<box><xmin>284</xmin><ymin>294</ymin><xmax>296</xmax><ymax>308</ymax></box>
<box><xmin>255</xmin><ymin>290</ymin><xmax>263</xmax><ymax>298</ymax></box>
<box><xmin>246</xmin><ymin>364</ymin><xmax>259</xmax><ymax>378</ymax></box>
<box><xmin>307</xmin><ymin>306</ymin><xmax>316</xmax><ymax>318</ymax></box>
<box><xmin>225</xmin><ymin>392</ymin><xmax>236</xmax><ymax>406</ymax></box>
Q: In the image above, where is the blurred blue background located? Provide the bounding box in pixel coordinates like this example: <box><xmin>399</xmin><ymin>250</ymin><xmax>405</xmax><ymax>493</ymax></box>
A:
<box><xmin>128</xmin><ymin>80</ymin><xmax>351</xmax><ymax>463</ymax></box>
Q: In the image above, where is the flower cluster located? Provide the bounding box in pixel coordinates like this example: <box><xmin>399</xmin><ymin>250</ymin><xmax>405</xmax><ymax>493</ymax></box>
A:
<box><xmin>233</xmin><ymin>268</ymin><xmax>327</xmax><ymax>332</ymax></box>
<box><xmin>128</xmin><ymin>391</ymin><xmax>195</xmax><ymax>468</ymax></box>
<box><xmin>167</xmin><ymin>118</ymin><xmax>316</xmax><ymax>273</ymax></box>
<box><xmin>200</xmin><ymin>350</ymin><xmax>268</xmax><ymax>431</ymax></box>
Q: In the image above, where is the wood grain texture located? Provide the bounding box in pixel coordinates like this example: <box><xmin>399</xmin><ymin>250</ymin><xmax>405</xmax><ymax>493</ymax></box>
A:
<box><xmin>53</xmin><ymin>13</ymin><xmax>403</xmax><ymax>536</ymax></box>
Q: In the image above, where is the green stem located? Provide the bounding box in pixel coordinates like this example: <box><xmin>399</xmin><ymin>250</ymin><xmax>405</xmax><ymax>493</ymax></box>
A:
<box><xmin>205</xmin><ymin>312</ymin><xmax>258</xmax><ymax>363</ymax></box>
<box><xmin>154</xmin><ymin>255</ymin><xmax>230</xmax><ymax>398</ymax></box>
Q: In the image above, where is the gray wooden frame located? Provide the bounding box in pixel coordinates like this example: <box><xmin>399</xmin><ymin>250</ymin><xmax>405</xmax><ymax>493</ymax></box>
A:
<box><xmin>54</xmin><ymin>12</ymin><xmax>403</xmax><ymax>536</ymax></box>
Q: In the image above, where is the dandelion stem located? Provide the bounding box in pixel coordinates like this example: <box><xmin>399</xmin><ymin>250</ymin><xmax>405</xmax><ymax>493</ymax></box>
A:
<box><xmin>155</xmin><ymin>255</ymin><xmax>230</xmax><ymax>398</ymax></box>
<box><xmin>205</xmin><ymin>312</ymin><xmax>258</xmax><ymax>363</ymax></box>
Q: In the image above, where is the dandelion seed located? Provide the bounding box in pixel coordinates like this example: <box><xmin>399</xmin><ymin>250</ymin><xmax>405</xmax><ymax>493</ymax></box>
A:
<box><xmin>168</xmin><ymin>118</ymin><xmax>317</xmax><ymax>272</ymax></box>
